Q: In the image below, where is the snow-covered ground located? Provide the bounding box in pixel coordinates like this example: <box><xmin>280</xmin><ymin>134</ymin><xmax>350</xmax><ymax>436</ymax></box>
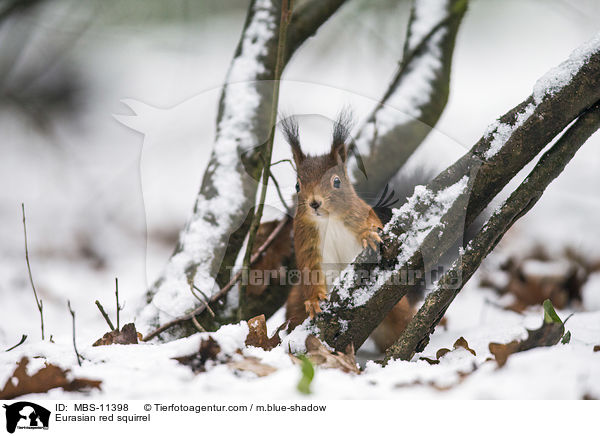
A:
<box><xmin>1</xmin><ymin>0</ymin><xmax>599</xmax><ymax>400</ymax></box>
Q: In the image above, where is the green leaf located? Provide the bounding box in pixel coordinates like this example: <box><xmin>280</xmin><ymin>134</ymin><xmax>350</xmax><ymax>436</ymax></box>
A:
<box><xmin>296</xmin><ymin>355</ymin><xmax>315</xmax><ymax>395</ymax></box>
<box><xmin>561</xmin><ymin>331</ymin><xmax>571</xmax><ymax>344</ymax></box>
<box><xmin>543</xmin><ymin>299</ymin><xmax>563</xmax><ymax>324</ymax></box>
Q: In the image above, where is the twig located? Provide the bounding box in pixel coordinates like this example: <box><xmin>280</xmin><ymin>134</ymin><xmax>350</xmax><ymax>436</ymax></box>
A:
<box><xmin>5</xmin><ymin>335</ymin><xmax>27</xmax><ymax>352</ymax></box>
<box><xmin>191</xmin><ymin>285</ymin><xmax>216</xmax><ymax>318</ymax></box>
<box><xmin>237</xmin><ymin>0</ymin><xmax>294</xmax><ymax>321</ymax></box>
<box><xmin>115</xmin><ymin>277</ymin><xmax>122</xmax><ymax>331</ymax></box>
<box><xmin>269</xmin><ymin>172</ymin><xmax>292</xmax><ymax>215</ymax></box>
<box><xmin>95</xmin><ymin>300</ymin><xmax>115</xmax><ymax>331</ymax></box>
<box><xmin>191</xmin><ymin>316</ymin><xmax>206</xmax><ymax>333</ymax></box>
<box><xmin>143</xmin><ymin>215</ymin><xmax>290</xmax><ymax>341</ymax></box>
<box><xmin>384</xmin><ymin>103</ymin><xmax>600</xmax><ymax>363</ymax></box>
<box><xmin>271</xmin><ymin>158</ymin><xmax>296</xmax><ymax>171</ymax></box>
<box><xmin>67</xmin><ymin>300</ymin><xmax>82</xmax><ymax>366</ymax></box>
<box><xmin>21</xmin><ymin>203</ymin><xmax>44</xmax><ymax>341</ymax></box>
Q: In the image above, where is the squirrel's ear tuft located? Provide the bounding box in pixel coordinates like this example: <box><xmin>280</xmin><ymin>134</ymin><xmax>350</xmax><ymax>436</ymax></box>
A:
<box><xmin>280</xmin><ymin>115</ymin><xmax>304</xmax><ymax>166</ymax></box>
<box><xmin>331</xmin><ymin>108</ymin><xmax>354</xmax><ymax>163</ymax></box>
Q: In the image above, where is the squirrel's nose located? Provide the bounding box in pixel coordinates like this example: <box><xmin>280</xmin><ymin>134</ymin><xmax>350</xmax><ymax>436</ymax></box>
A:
<box><xmin>310</xmin><ymin>200</ymin><xmax>322</xmax><ymax>210</ymax></box>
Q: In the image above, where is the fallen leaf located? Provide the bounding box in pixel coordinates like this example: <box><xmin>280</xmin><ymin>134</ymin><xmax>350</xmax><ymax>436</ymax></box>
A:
<box><xmin>245</xmin><ymin>315</ymin><xmax>284</xmax><ymax>351</ymax></box>
<box><xmin>227</xmin><ymin>356</ymin><xmax>277</xmax><ymax>377</ymax></box>
<box><xmin>419</xmin><ymin>357</ymin><xmax>440</xmax><ymax>365</ymax></box>
<box><xmin>290</xmin><ymin>336</ymin><xmax>359</xmax><ymax>374</ymax></box>
<box><xmin>489</xmin><ymin>300</ymin><xmax>565</xmax><ymax>367</ymax></box>
<box><xmin>425</xmin><ymin>337</ymin><xmax>476</xmax><ymax>364</ymax></box>
<box><xmin>593</xmin><ymin>345</ymin><xmax>600</xmax><ymax>352</ymax></box>
<box><xmin>93</xmin><ymin>323</ymin><xmax>140</xmax><ymax>346</ymax></box>
<box><xmin>454</xmin><ymin>337</ymin><xmax>476</xmax><ymax>356</ymax></box>
<box><xmin>174</xmin><ymin>337</ymin><xmax>222</xmax><ymax>373</ymax></box>
<box><xmin>479</xmin><ymin>251</ymin><xmax>589</xmax><ymax>313</ymax></box>
<box><xmin>435</xmin><ymin>348</ymin><xmax>451</xmax><ymax>360</ymax></box>
<box><xmin>0</xmin><ymin>357</ymin><xmax>101</xmax><ymax>400</ymax></box>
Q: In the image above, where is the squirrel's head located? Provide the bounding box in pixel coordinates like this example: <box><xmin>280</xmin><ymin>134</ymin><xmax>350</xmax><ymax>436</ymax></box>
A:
<box><xmin>281</xmin><ymin>112</ymin><xmax>358</xmax><ymax>220</ymax></box>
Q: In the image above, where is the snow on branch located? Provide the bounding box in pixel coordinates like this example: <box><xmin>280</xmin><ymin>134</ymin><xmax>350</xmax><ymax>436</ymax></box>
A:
<box><xmin>483</xmin><ymin>33</ymin><xmax>600</xmax><ymax>160</ymax></box>
<box><xmin>139</xmin><ymin>0</ymin><xmax>281</xmax><ymax>337</ymax></box>
<box><xmin>139</xmin><ymin>0</ymin><xmax>348</xmax><ymax>340</ymax></box>
<box><xmin>350</xmin><ymin>0</ymin><xmax>467</xmax><ymax>196</ymax></box>
<box><xmin>306</xmin><ymin>31</ymin><xmax>600</xmax><ymax>353</ymax></box>
<box><xmin>385</xmin><ymin>102</ymin><xmax>600</xmax><ymax>362</ymax></box>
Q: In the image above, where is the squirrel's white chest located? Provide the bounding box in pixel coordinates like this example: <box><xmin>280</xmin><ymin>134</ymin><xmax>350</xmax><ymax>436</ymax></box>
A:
<box><xmin>315</xmin><ymin>217</ymin><xmax>363</xmax><ymax>288</ymax></box>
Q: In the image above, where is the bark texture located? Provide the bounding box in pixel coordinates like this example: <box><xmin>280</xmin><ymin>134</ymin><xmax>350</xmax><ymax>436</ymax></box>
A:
<box><xmin>384</xmin><ymin>102</ymin><xmax>600</xmax><ymax>362</ymax></box>
<box><xmin>313</xmin><ymin>36</ymin><xmax>600</xmax><ymax>352</ymax></box>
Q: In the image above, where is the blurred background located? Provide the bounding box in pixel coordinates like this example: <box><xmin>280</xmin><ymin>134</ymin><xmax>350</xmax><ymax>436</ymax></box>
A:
<box><xmin>1</xmin><ymin>0</ymin><xmax>599</xmax><ymax>345</ymax></box>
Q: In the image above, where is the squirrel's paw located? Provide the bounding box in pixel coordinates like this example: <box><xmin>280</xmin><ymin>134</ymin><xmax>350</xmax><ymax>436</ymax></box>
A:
<box><xmin>360</xmin><ymin>229</ymin><xmax>382</xmax><ymax>252</ymax></box>
<box><xmin>304</xmin><ymin>298</ymin><xmax>322</xmax><ymax>318</ymax></box>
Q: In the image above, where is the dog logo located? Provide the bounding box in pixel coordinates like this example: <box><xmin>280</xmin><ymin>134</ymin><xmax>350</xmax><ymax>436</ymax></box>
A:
<box><xmin>3</xmin><ymin>402</ymin><xmax>50</xmax><ymax>433</ymax></box>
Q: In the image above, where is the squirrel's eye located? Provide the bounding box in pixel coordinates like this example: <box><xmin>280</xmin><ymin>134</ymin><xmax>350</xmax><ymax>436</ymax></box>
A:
<box><xmin>333</xmin><ymin>177</ymin><xmax>341</xmax><ymax>189</ymax></box>
<box><xmin>295</xmin><ymin>181</ymin><xmax>300</xmax><ymax>193</ymax></box>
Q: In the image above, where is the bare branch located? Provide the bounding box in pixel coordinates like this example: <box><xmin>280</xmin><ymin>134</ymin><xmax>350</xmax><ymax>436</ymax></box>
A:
<box><xmin>311</xmin><ymin>33</ymin><xmax>600</xmax><ymax>352</ymax></box>
<box><xmin>5</xmin><ymin>335</ymin><xmax>27</xmax><ymax>352</ymax></box>
<box><xmin>351</xmin><ymin>0</ymin><xmax>468</xmax><ymax>196</ymax></box>
<box><xmin>95</xmin><ymin>300</ymin><xmax>116</xmax><ymax>332</ymax></box>
<box><xmin>238</xmin><ymin>0</ymin><xmax>295</xmax><ymax>321</ymax></box>
<box><xmin>67</xmin><ymin>301</ymin><xmax>82</xmax><ymax>366</ymax></box>
<box><xmin>142</xmin><ymin>216</ymin><xmax>291</xmax><ymax>342</ymax></box>
<box><xmin>141</xmin><ymin>0</ymin><xmax>347</xmax><ymax>339</ymax></box>
<box><xmin>384</xmin><ymin>102</ymin><xmax>600</xmax><ymax>362</ymax></box>
<box><xmin>21</xmin><ymin>203</ymin><xmax>44</xmax><ymax>341</ymax></box>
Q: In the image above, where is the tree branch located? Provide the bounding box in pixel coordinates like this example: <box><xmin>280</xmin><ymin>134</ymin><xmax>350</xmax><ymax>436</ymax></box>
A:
<box><xmin>384</xmin><ymin>101</ymin><xmax>600</xmax><ymax>362</ymax></box>
<box><xmin>309</xmin><ymin>33</ymin><xmax>600</xmax><ymax>352</ymax></box>
<box><xmin>351</xmin><ymin>0</ymin><xmax>468</xmax><ymax>197</ymax></box>
<box><xmin>140</xmin><ymin>0</ymin><xmax>347</xmax><ymax>340</ymax></box>
<box><xmin>238</xmin><ymin>0</ymin><xmax>294</xmax><ymax>321</ymax></box>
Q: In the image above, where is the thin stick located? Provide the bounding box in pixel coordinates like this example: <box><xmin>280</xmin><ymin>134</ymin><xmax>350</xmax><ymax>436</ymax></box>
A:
<box><xmin>238</xmin><ymin>0</ymin><xmax>294</xmax><ymax>321</ymax></box>
<box><xmin>5</xmin><ymin>335</ymin><xmax>27</xmax><ymax>352</ymax></box>
<box><xmin>67</xmin><ymin>300</ymin><xmax>82</xmax><ymax>366</ymax></box>
<box><xmin>21</xmin><ymin>203</ymin><xmax>44</xmax><ymax>340</ymax></box>
<box><xmin>143</xmin><ymin>215</ymin><xmax>290</xmax><ymax>341</ymax></box>
<box><xmin>115</xmin><ymin>277</ymin><xmax>121</xmax><ymax>331</ymax></box>
<box><xmin>191</xmin><ymin>285</ymin><xmax>216</xmax><ymax>318</ymax></box>
<box><xmin>271</xmin><ymin>158</ymin><xmax>296</xmax><ymax>171</ymax></box>
<box><xmin>191</xmin><ymin>316</ymin><xmax>206</xmax><ymax>333</ymax></box>
<box><xmin>269</xmin><ymin>172</ymin><xmax>292</xmax><ymax>215</ymax></box>
<box><xmin>95</xmin><ymin>300</ymin><xmax>115</xmax><ymax>331</ymax></box>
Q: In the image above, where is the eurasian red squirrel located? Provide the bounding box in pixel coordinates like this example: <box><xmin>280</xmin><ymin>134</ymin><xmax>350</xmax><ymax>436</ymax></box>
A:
<box><xmin>281</xmin><ymin>113</ymin><xmax>414</xmax><ymax>351</ymax></box>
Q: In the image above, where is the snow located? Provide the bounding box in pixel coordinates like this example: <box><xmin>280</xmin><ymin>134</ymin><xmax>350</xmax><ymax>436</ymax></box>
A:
<box><xmin>483</xmin><ymin>103</ymin><xmax>536</xmax><ymax>159</ymax></box>
<box><xmin>386</xmin><ymin>175</ymin><xmax>469</xmax><ymax>264</ymax></box>
<box><xmin>582</xmin><ymin>272</ymin><xmax>600</xmax><ymax>311</ymax></box>
<box><xmin>333</xmin><ymin>175</ymin><xmax>469</xmax><ymax>308</ymax></box>
<box><xmin>521</xmin><ymin>258</ymin><xmax>572</xmax><ymax>279</ymax></box>
<box><xmin>3</xmin><ymin>279</ymin><xmax>599</xmax><ymax>400</ymax></box>
<box><xmin>483</xmin><ymin>31</ymin><xmax>600</xmax><ymax>160</ymax></box>
<box><xmin>533</xmin><ymin>32</ymin><xmax>600</xmax><ymax>104</ymax></box>
<box><xmin>1</xmin><ymin>0</ymin><xmax>599</xmax><ymax>402</ymax></box>
<box><xmin>406</xmin><ymin>0</ymin><xmax>449</xmax><ymax>52</ymax></box>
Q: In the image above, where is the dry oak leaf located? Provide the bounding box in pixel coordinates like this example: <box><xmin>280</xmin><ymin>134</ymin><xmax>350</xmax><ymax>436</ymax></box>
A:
<box><xmin>93</xmin><ymin>323</ymin><xmax>140</xmax><ymax>346</ymax></box>
<box><xmin>289</xmin><ymin>335</ymin><xmax>359</xmax><ymax>374</ymax></box>
<box><xmin>593</xmin><ymin>345</ymin><xmax>600</xmax><ymax>352</ymax></box>
<box><xmin>489</xmin><ymin>321</ymin><xmax>564</xmax><ymax>368</ymax></box>
<box><xmin>425</xmin><ymin>337</ymin><xmax>477</xmax><ymax>363</ymax></box>
<box><xmin>0</xmin><ymin>357</ymin><xmax>101</xmax><ymax>400</ymax></box>
<box><xmin>227</xmin><ymin>356</ymin><xmax>277</xmax><ymax>377</ymax></box>
<box><xmin>174</xmin><ymin>337</ymin><xmax>222</xmax><ymax>373</ymax></box>
<box><xmin>245</xmin><ymin>315</ymin><xmax>284</xmax><ymax>351</ymax></box>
